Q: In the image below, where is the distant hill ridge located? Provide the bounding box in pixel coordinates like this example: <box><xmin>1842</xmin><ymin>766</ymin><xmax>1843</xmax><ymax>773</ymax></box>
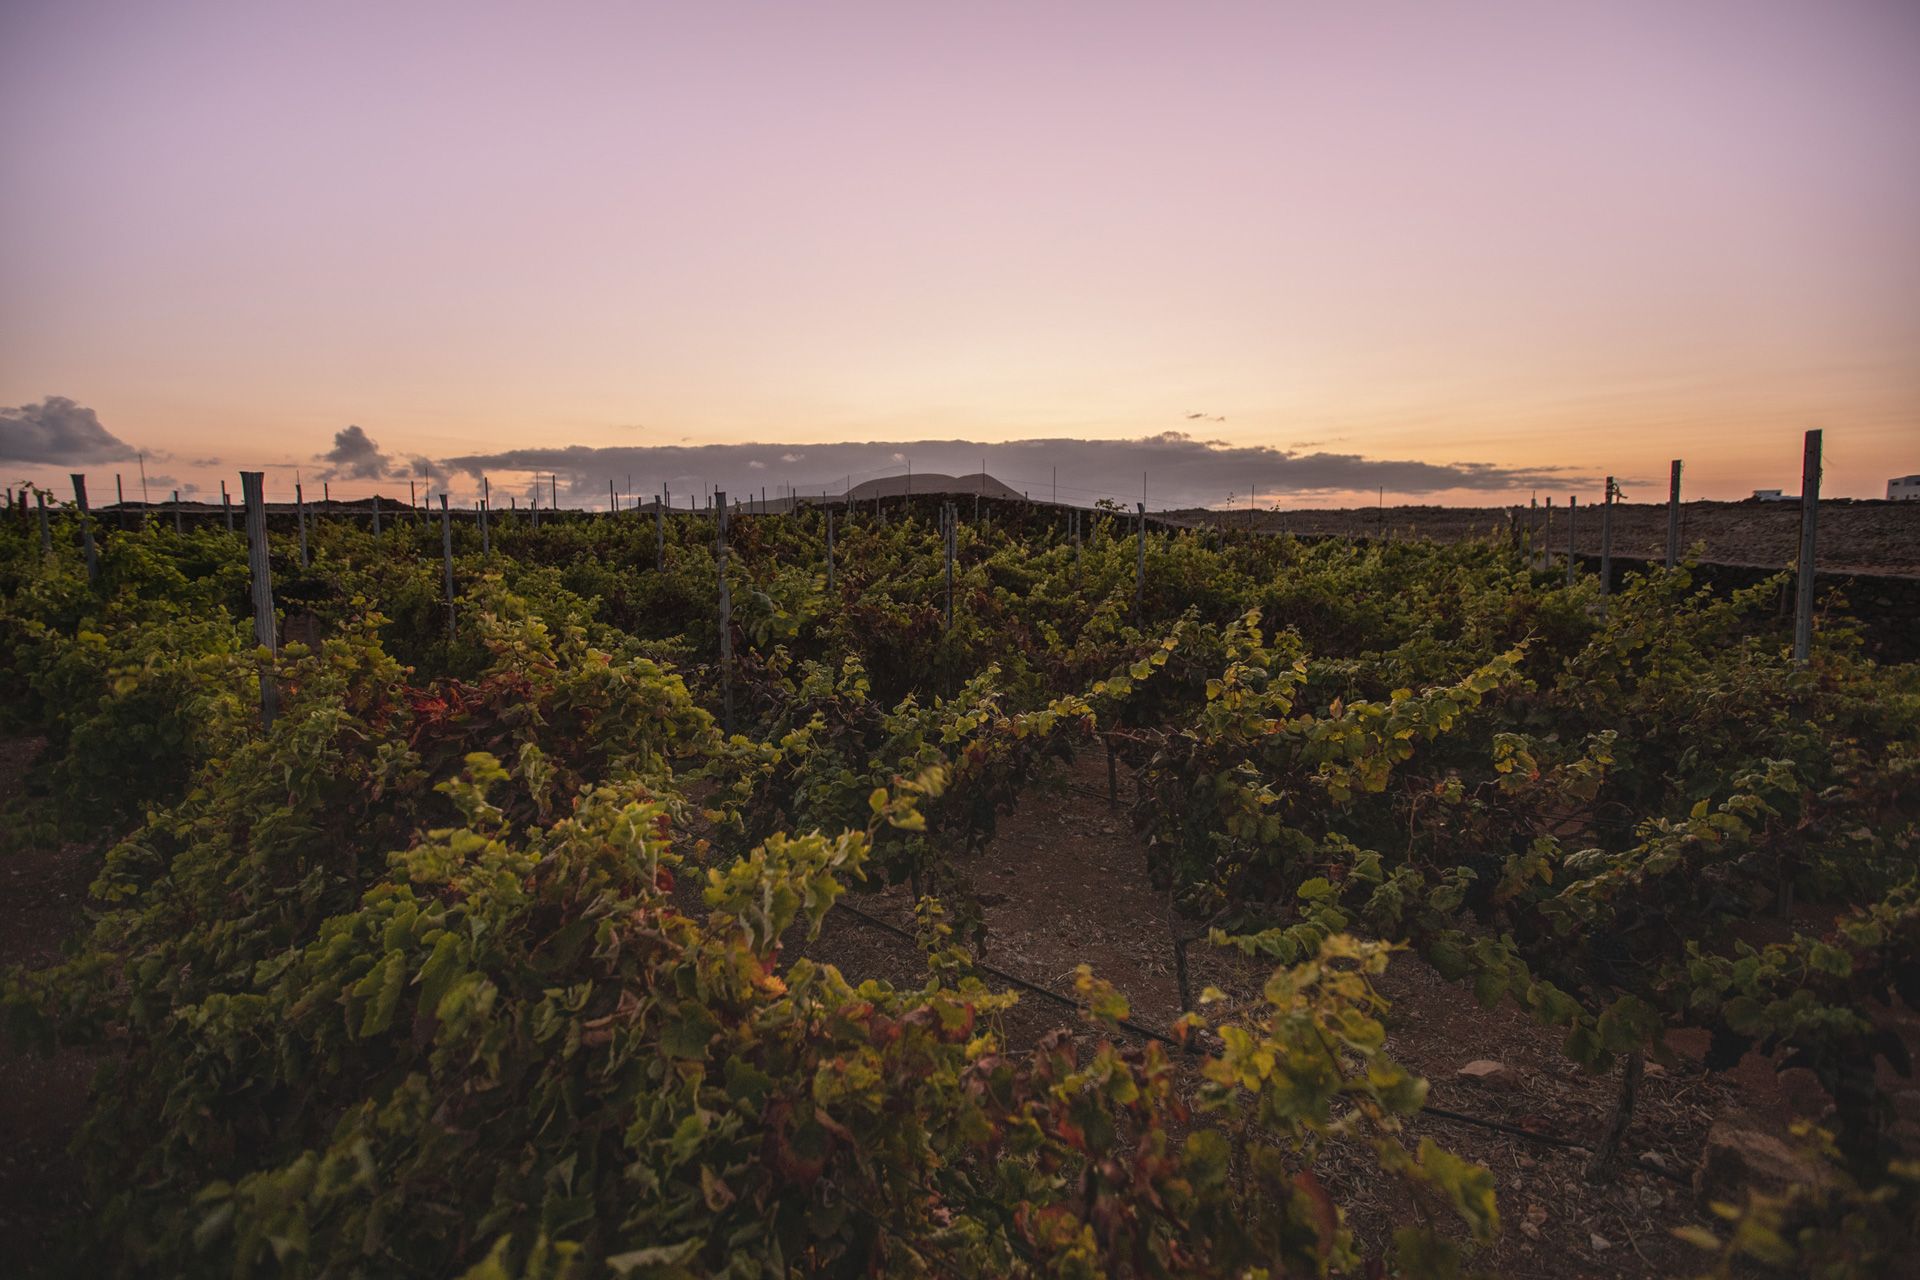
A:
<box><xmin>845</xmin><ymin>471</ymin><xmax>1023</xmax><ymax>502</ymax></box>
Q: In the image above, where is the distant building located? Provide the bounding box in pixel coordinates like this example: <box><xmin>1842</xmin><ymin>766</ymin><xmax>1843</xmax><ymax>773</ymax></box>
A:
<box><xmin>1890</xmin><ymin>475</ymin><xmax>1920</xmax><ymax>501</ymax></box>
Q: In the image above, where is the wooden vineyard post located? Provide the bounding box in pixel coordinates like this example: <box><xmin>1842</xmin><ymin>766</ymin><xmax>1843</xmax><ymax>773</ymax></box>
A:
<box><xmin>372</xmin><ymin>494</ymin><xmax>382</xmax><ymax>536</ymax></box>
<box><xmin>222</xmin><ymin>480</ymin><xmax>234</xmax><ymax>531</ymax></box>
<box><xmin>656</xmin><ymin>494</ymin><xmax>666</xmax><ymax>570</ymax></box>
<box><xmin>173</xmin><ymin>490</ymin><xmax>183</xmax><ymax>534</ymax></box>
<box><xmin>240</xmin><ymin>472</ymin><xmax>279</xmax><ymax>729</ymax></box>
<box><xmin>1135</xmin><ymin>502</ymin><xmax>1146</xmax><ymax>620</ymax></box>
<box><xmin>1600</xmin><ymin>478</ymin><xmax>1615</xmax><ymax>597</ymax></box>
<box><xmin>481</xmin><ymin>478</ymin><xmax>492</xmax><ymax>555</ymax></box>
<box><xmin>296</xmin><ymin>482</ymin><xmax>310</xmax><ymax>568</ymax></box>
<box><xmin>440</xmin><ymin>494</ymin><xmax>455</xmax><ymax>641</ymax></box>
<box><xmin>69</xmin><ymin>474</ymin><xmax>98</xmax><ymax>584</ymax></box>
<box><xmin>1542</xmin><ymin>497</ymin><xmax>1553</xmax><ymax>572</ymax></box>
<box><xmin>1665</xmin><ymin>459</ymin><xmax>1682</xmax><ymax>570</ymax></box>
<box><xmin>1566</xmin><ymin>494</ymin><xmax>1577</xmax><ymax>585</ymax></box>
<box><xmin>825</xmin><ymin>506</ymin><xmax>835</xmax><ymax>590</ymax></box>
<box><xmin>715</xmin><ymin>490</ymin><xmax>734</xmax><ymax>735</ymax></box>
<box><xmin>1794</xmin><ymin>429</ymin><xmax>1822</xmax><ymax>664</ymax></box>
<box><xmin>116</xmin><ymin>473</ymin><xmax>127</xmax><ymax>529</ymax></box>
<box><xmin>37</xmin><ymin>490</ymin><xmax>51</xmax><ymax>556</ymax></box>
<box><xmin>944</xmin><ymin>502</ymin><xmax>956</xmax><ymax>632</ymax></box>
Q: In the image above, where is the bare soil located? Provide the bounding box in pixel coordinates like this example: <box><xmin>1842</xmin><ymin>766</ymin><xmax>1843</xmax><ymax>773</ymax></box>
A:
<box><xmin>796</xmin><ymin>746</ymin><xmax>1853</xmax><ymax>1279</ymax></box>
<box><xmin>1170</xmin><ymin>500</ymin><xmax>1920</xmax><ymax>578</ymax></box>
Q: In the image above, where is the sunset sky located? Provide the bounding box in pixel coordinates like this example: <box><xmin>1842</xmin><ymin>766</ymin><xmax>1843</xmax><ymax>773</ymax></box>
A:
<box><xmin>2</xmin><ymin>1</ymin><xmax>1916</xmax><ymax>507</ymax></box>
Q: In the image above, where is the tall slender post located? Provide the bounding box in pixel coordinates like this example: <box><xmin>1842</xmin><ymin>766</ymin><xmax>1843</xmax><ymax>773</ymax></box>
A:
<box><xmin>240</xmin><ymin>472</ymin><xmax>278</xmax><ymax>729</ymax></box>
<box><xmin>480</xmin><ymin>477</ymin><xmax>491</xmax><ymax>554</ymax></box>
<box><xmin>825</xmin><ymin>506</ymin><xmax>835</xmax><ymax>590</ymax></box>
<box><xmin>116</xmin><ymin>474</ymin><xmax>127</xmax><ymax>529</ymax></box>
<box><xmin>372</xmin><ymin>494</ymin><xmax>381</xmax><ymax>536</ymax></box>
<box><xmin>1665</xmin><ymin>459</ymin><xmax>1682</xmax><ymax>570</ymax></box>
<box><xmin>551</xmin><ymin>473</ymin><xmax>558</xmax><ymax>511</ymax></box>
<box><xmin>944</xmin><ymin>503</ymin><xmax>956</xmax><ymax>631</ymax></box>
<box><xmin>295</xmin><ymin>482</ymin><xmax>310</xmax><ymax>567</ymax></box>
<box><xmin>222</xmin><ymin>480</ymin><xmax>233</xmax><ymax>531</ymax></box>
<box><xmin>37</xmin><ymin>490</ymin><xmax>51</xmax><ymax>556</ymax></box>
<box><xmin>1566</xmin><ymin>495</ymin><xmax>1577</xmax><ymax>586</ymax></box>
<box><xmin>1135</xmin><ymin>502</ymin><xmax>1147</xmax><ymax>619</ymax></box>
<box><xmin>1543</xmin><ymin>497</ymin><xmax>1553</xmax><ymax>571</ymax></box>
<box><xmin>610</xmin><ymin>477</ymin><xmax>617</xmax><ymax>514</ymax></box>
<box><xmin>409</xmin><ymin>479</ymin><xmax>417</xmax><ymax>518</ymax></box>
<box><xmin>440</xmin><ymin>494</ymin><xmax>455</xmax><ymax>641</ymax></box>
<box><xmin>70</xmin><ymin>474</ymin><xmax>98</xmax><ymax>583</ymax></box>
<box><xmin>1600</xmin><ymin>478</ymin><xmax>1615</xmax><ymax>597</ymax></box>
<box><xmin>1794</xmin><ymin>430</ymin><xmax>1822</xmax><ymax>664</ymax></box>
<box><xmin>656</xmin><ymin>494</ymin><xmax>666</xmax><ymax>570</ymax></box>
<box><xmin>173</xmin><ymin>490</ymin><xmax>183</xmax><ymax>533</ymax></box>
<box><xmin>715</xmin><ymin>490</ymin><xmax>734</xmax><ymax>734</ymax></box>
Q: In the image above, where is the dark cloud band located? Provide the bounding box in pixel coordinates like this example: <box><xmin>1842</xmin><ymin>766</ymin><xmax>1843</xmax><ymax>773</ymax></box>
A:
<box><xmin>0</xmin><ymin>396</ymin><xmax>136</xmax><ymax>464</ymax></box>
<box><xmin>437</xmin><ymin>433</ymin><xmax>1586</xmax><ymax>508</ymax></box>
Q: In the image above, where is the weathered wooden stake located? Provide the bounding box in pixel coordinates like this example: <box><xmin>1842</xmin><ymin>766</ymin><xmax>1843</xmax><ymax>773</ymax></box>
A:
<box><xmin>825</xmin><ymin>506</ymin><xmax>834</xmax><ymax>589</ymax></box>
<box><xmin>438</xmin><ymin>494</ymin><xmax>456</xmax><ymax>640</ymax></box>
<box><xmin>70</xmin><ymin>474</ymin><xmax>98</xmax><ymax>583</ymax></box>
<box><xmin>240</xmin><ymin>472</ymin><xmax>278</xmax><ymax>729</ymax></box>
<box><xmin>372</xmin><ymin>494</ymin><xmax>382</xmax><ymax>535</ymax></box>
<box><xmin>1794</xmin><ymin>430</ymin><xmax>1822</xmax><ymax>664</ymax></box>
<box><xmin>1134</xmin><ymin>502</ymin><xmax>1147</xmax><ymax>618</ymax></box>
<box><xmin>944</xmin><ymin>502</ymin><xmax>956</xmax><ymax>632</ymax></box>
<box><xmin>1665</xmin><ymin>460</ymin><xmax>1682</xmax><ymax>569</ymax></box>
<box><xmin>715</xmin><ymin>490</ymin><xmax>734</xmax><ymax>734</ymax></box>
<box><xmin>172</xmin><ymin>490</ymin><xmax>183</xmax><ymax>534</ymax></box>
<box><xmin>296</xmin><ymin>482</ymin><xmax>310</xmax><ymax>567</ymax></box>
<box><xmin>481</xmin><ymin>477</ymin><xmax>492</xmax><ymax>555</ymax></box>
<box><xmin>656</xmin><ymin>494</ymin><xmax>666</xmax><ymax>570</ymax></box>
<box><xmin>222</xmin><ymin>480</ymin><xmax>233</xmax><ymax>531</ymax></box>
<box><xmin>37</xmin><ymin>490</ymin><xmax>51</xmax><ymax>555</ymax></box>
<box><xmin>1600</xmin><ymin>478</ymin><xmax>1615</xmax><ymax>597</ymax></box>
<box><xmin>1566</xmin><ymin>494</ymin><xmax>1577</xmax><ymax>585</ymax></box>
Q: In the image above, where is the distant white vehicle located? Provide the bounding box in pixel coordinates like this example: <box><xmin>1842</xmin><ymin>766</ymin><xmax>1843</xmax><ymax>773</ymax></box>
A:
<box><xmin>1890</xmin><ymin>475</ymin><xmax>1920</xmax><ymax>501</ymax></box>
<box><xmin>1750</xmin><ymin>489</ymin><xmax>1793</xmax><ymax>502</ymax></box>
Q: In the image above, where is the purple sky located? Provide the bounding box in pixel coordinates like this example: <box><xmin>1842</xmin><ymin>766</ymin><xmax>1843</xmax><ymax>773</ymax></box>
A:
<box><xmin>2</xmin><ymin>1</ymin><xmax>1916</xmax><ymax>506</ymax></box>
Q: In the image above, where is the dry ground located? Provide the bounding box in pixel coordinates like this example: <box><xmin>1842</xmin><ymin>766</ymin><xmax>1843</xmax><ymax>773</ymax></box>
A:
<box><xmin>797</xmin><ymin>747</ymin><xmax>1859</xmax><ymax>1279</ymax></box>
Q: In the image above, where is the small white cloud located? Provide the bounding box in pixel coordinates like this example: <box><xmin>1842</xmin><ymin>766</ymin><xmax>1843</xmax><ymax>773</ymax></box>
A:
<box><xmin>748</xmin><ymin>459</ymin><xmax>767</xmax><ymax>470</ymax></box>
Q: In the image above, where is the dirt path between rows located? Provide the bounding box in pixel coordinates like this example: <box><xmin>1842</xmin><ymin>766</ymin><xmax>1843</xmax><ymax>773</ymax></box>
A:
<box><xmin>807</xmin><ymin>745</ymin><xmax>1744</xmax><ymax>1278</ymax></box>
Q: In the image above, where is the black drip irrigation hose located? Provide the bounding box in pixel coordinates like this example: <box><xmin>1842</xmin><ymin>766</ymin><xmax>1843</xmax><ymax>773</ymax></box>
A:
<box><xmin>826</xmin><ymin>896</ymin><xmax>1690</xmax><ymax>1184</ymax></box>
<box><xmin>830</xmin><ymin>897</ymin><xmax>1181</xmax><ymax>1048</ymax></box>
